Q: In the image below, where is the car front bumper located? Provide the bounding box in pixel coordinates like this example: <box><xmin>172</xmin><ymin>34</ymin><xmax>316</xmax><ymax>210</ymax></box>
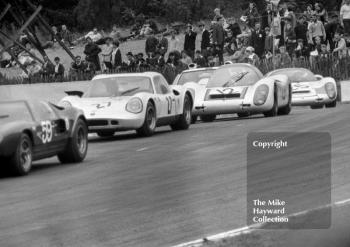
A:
<box><xmin>292</xmin><ymin>94</ymin><xmax>335</xmax><ymax>106</ymax></box>
<box><xmin>86</xmin><ymin>117</ymin><xmax>144</xmax><ymax>132</ymax></box>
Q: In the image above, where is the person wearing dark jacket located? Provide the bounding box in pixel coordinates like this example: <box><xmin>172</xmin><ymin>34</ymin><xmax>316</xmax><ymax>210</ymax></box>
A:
<box><xmin>53</xmin><ymin>57</ymin><xmax>65</xmax><ymax>82</ymax></box>
<box><xmin>40</xmin><ymin>56</ymin><xmax>54</xmax><ymax>80</ymax></box>
<box><xmin>294</xmin><ymin>16</ymin><xmax>308</xmax><ymax>45</ymax></box>
<box><xmin>251</xmin><ymin>22</ymin><xmax>265</xmax><ymax>58</ymax></box>
<box><xmin>157</xmin><ymin>33</ymin><xmax>168</xmax><ymax>56</ymax></box>
<box><xmin>84</xmin><ymin>37</ymin><xmax>101</xmax><ymax>71</ymax></box>
<box><xmin>199</xmin><ymin>22</ymin><xmax>211</xmax><ymax>52</ymax></box>
<box><xmin>145</xmin><ymin>32</ymin><xmax>159</xmax><ymax>57</ymax></box>
<box><xmin>194</xmin><ymin>50</ymin><xmax>208</xmax><ymax>67</ymax></box>
<box><xmin>184</xmin><ymin>24</ymin><xmax>197</xmax><ymax>59</ymax></box>
<box><xmin>261</xmin><ymin>3</ymin><xmax>274</xmax><ymax>29</ymax></box>
<box><xmin>112</xmin><ymin>41</ymin><xmax>122</xmax><ymax>69</ymax></box>
<box><xmin>212</xmin><ymin>18</ymin><xmax>225</xmax><ymax>64</ymax></box>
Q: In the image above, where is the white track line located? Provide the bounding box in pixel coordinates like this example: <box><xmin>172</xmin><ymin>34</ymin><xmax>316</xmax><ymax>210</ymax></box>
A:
<box><xmin>172</xmin><ymin>198</ymin><xmax>350</xmax><ymax>247</ymax></box>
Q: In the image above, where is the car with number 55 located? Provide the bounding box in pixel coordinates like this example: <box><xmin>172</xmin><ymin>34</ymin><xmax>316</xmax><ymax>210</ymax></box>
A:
<box><xmin>59</xmin><ymin>72</ymin><xmax>193</xmax><ymax>137</ymax></box>
<box><xmin>0</xmin><ymin>100</ymin><xmax>88</xmax><ymax>176</ymax></box>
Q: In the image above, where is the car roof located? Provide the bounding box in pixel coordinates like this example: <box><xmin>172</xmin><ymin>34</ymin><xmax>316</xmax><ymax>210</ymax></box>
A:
<box><xmin>92</xmin><ymin>72</ymin><xmax>162</xmax><ymax>80</ymax></box>
<box><xmin>267</xmin><ymin>68</ymin><xmax>311</xmax><ymax>76</ymax></box>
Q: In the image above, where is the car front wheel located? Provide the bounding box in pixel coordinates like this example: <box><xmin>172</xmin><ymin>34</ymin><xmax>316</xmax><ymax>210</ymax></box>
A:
<box><xmin>325</xmin><ymin>100</ymin><xmax>337</xmax><ymax>108</ymax></box>
<box><xmin>10</xmin><ymin>133</ymin><xmax>33</xmax><ymax>176</ymax></box>
<box><xmin>171</xmin><ymin>94</ymin><xmax>192</xmax><ymax>131</ymax></box>
<box><xmin>58</xmin><ymin>119</ymin><xmax>88</xmax><ymax>164</ymax></box>
<box><xmin>137</xmin><ymin>102</ymin><xmax>156</xmax><ymax>137</ymax></box>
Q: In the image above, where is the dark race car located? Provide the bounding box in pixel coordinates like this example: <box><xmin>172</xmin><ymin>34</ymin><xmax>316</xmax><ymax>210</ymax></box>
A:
<box><xmin>0</xmin><ymin>100</ymin><xmax>88</xmax><ymax>176</ymax></box>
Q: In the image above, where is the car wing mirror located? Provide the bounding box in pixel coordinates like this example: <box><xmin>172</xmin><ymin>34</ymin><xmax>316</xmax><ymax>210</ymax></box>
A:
<box><xmin>315</xmin><ymin>75</ymin><xmax>323</xmax><ymax>81</ymax></box>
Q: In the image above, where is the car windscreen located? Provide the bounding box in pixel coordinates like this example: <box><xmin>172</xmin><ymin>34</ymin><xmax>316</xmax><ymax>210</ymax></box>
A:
<box><xmin>85</xmin><ymin>77</ymin><xmax>154</xmax><ymax>98</ymax></box>
<box><xmin>177</xmin><ymin>69</ymin><xmax>215</xmax><ymax>85</ymax></box>
<box><xmin>269</xmin><ymin>69</ymin><xmax>316</xmax><ymax>82</ymax></box>
<box><xmin>0</xmin><ymin>102</ymin><xmax>33</xmax><ymax>124</ymax></box>
<box><xmin>207</xmin><ymin>66</ymin><xmax>261</xmax><ymax>88</ymax></box>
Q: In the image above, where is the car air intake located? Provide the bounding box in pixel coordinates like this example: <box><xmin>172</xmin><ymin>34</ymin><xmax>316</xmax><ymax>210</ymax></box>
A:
<box><xmin>88</xmin><ymin>120</ymin><xmax>109</xmax><ymax>126</ymax></box>
<box><xmin>210</xmin><ymin>93</ymin><xmax>241</xmax><ymax>99</ymax></box>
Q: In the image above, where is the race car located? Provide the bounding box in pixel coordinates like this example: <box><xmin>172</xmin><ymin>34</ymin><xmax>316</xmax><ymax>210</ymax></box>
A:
<box><xmin>0</xmin><ymin>100</ymin><xmax>88</xmax><ymax>176</ymax></box>
<box><xmin>189</xmin><ymin>63</ymin><xmax>292</xmax><ymax>122</ymax></box>
<box><xmin>59</xmin><ymin>72</ymin><xmax>193</xmax><ymax>137</ymax></box>
<box><xmin>172</xmin><ymin>67</ymin><xmax>217</xmax><ymax>123</ymax></box>
<box><xmin>266</xmin><ymin>68</ymin><xmax>337</xmax><ymax>109</ymax></box>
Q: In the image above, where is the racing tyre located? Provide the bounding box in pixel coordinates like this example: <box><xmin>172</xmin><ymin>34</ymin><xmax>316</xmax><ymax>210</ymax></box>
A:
<box><xmin>311</xmin><ymin>105</ymin><xmax>324</xmax><ymax>109</ymax></box>
<box><xmin>264</xmin><ymin>89</ymin><xmax>278</xmax><ymax>117</ymax></box>
<box><xmin>171</xmin><ymin>94</ymin><xmax>192</xmax><ymax>131</ymax></box>
<box><xmin>237</xmin><ymin>112</ymin><xmax>250</xmax><ymax>118</ymax></box>
<box><xmin>9</xmin><ymin>133</ymin><xmax>33</xmax><ymax>176</ymax></box>
<box><xmin>200</xmin><ymin>115</ymin><xmax>216</xmax><ymax>122</ymax></box>
<box><xmin>137</xmin><ymin>102</ymin><xmax>156</xmax><ymax>137</ymax></box>
<box><xmin>58</xmin><ymin>119</ymin><xmax>88</xmax><ymax>164</ymax></box>
<box><xmin>191</xmin><ymin>115</ymin><xmax>198</xmax><ymax>124</ymax></box>
<box><xmin>97</xmin><ymin>130</ymin><xmax>115</xmax><ymax>138</ymax></box>
<box><xmin>325</xmin><ymin>100</ymin><xmax>337</xmax><ymax>108</ymax></box>
<box><xmin>278</xmin><ymin>88</ymin><xmax>292</xmax><ymax>116</ymax></box>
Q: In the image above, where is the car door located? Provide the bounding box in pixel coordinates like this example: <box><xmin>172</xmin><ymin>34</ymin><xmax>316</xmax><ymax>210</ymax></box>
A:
<box><xmin>153</xmin><ymin>75</ymin><xmax>176</xmax><ymax>119</ymax></box>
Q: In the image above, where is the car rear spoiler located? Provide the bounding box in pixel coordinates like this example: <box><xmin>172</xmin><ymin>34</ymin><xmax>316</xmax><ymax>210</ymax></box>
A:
<box><xmin>65</xmin><ymin>91</ymin><xmax>84</xmax><ymax>98</ymax></box>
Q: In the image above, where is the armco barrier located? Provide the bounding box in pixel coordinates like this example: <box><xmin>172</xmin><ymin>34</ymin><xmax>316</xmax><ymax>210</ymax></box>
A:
<box><xmin>0</xmin><ymin>81</ymin><xmax>90</xmax><ymax>104</ymax></box>
<box><xmin>340</xmin><ymin>80</ymin><xmax>350</xmax><ymax>103</ymax></box>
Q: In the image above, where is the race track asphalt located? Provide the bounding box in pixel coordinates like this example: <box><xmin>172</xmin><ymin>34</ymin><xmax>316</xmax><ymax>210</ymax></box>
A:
<box><xmin>0</xmin><ymin>105</ymin><xmax>349</xmax><ymax>247</ymax></box>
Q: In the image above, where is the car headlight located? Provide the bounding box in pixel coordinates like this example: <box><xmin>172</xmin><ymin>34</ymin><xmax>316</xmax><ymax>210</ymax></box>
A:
<box><xmin>59</xmin><ymin>101</ymin><xmax>72</xmax><ymax>108</ymax></box>
<box><xmin>325</xmin><ymin>82</ymin><xmax>336</xmax><ymax>99</ymax></box>
<box><xmin>126</xmin><ymin>98</ymin><xmax>143</xmax><ymax>114</ymax></box>
<box><xmin>254</xmin><ymin>84</ymin><xmax>269</xmax><ymax>106</ymax></box>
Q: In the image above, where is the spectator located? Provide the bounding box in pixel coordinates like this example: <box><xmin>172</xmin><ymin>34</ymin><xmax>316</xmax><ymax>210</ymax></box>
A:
<box><xmin>315</xmin><ymin>3</ymin><xmax>327</xmax><ymax>23</ymax></box>
<box><xmin>271</xmin><ymin>11</ymin><xmax>282</xmax><ymax>45</ymax></box>
<box><xmin>245</xmin><ymin>2</ymin><xmax>260</xmax><ymax>28</ymax></box>
<box><xmin>157</xmin><ymin>33</ymin><xmax>168</xmax><ymax>56</ymax></box>
<box><xmin>275</xmin><ymin>46</ymin><xmax>292</xmax><ymax>67</ymax></box>
<box><xmin>110</xmin><ymin>25</ymin><xmax>121</xmax><ymax>42</ymax></box>
<box><xmin>154</xmin><ymin>51</ymin><xmax>165</xmax><ymax>68</ymax></box>
<box><xmin>112</xmin><ymin>41</ymin><xmax>122</xmax><ymax>69</ymax></box>
<box><xmin>261</xmin><ymin>2</ymin><xmax>275</xmax><ymax>29</ymax></box>
<box><xmin>286</xmin><ymin>6</ymin><xmax>296</xmax><ymax>29</ymax></box>
<box><xmin>319</xmin><ymin>43</ymin><xmax>330</xmax><ymax>58</ymax></box>
<box><xmin>194</xmin><ymin>50</ymin><xmax>207</xmax><ymax>67</ymax></box>
<box><xmin>212</xmin><ymin>18</ymin><xmax>225</xmax><ymax>64</ymax></box>
<box><xmin>199</xmin><ymin>22</ymin><xmax>211</xmax><ymax>53</ymax></box>
<box><xmin>304</xmin><ymin>4</ymin><xmax>316</xmax><ymax>20</ymax></box>
<box><xmin>69</xmin><ymin>56</ymin><xmax>87</xmax><ymax>79</ymax></box>
<box><xmin>230</xmin><ymin>42</ymin><xmax>247</xmax><ymax>63</ymax></box>
<box><xmin>213</xmin><ymin>8</ymin><xmax>225</xmax><ymax>22</ymax></box>
<box><xmin>168</xmin><ymin>31</ymin><xmax>181</xmax><ymax>52</ymax></box>
<box><xmin>136</xmin><ymin>53</ymin><xmax>149</xmax><ymax>70</ymax></box>
<box><xmin>313</xmin><ymin>36</ymin><xmax>323</xmax><ymax>53</ymax></box>
<box><xmin>40</xmin><ymin>56</ymin><xmax>54</xmax><ymax>80</ymax></box>
<box><xmin>60</xmin><ymin>25</ymin><xmax>74</xmax><ymax>48</ymax></box>
<box><xmin>325</xmin><ymin>14</ymin><xmax>342</xmax><ymax>51</ymax></box>
<box><xmin>181</xmin><ymin>50</ymin><xmax>193</xmax><ymax>65</ymax></box>
<box><xmin>295</xmin><ymin>39</ymin><xmax>310</xmax><ymax>58</ymax></box>
<box><xmin>145</xmin><ymin>31</ymin><xmax>159</xmax><ymax>57</ymax></box>
<box><xmin>245</xmin><ymin>46</ymin><xmax>259</xmax><ymax>66</ymax></box>
<box><xmin>294</xmin><ymin>15</ymin><xmax>308</xmax><ymax>45</ymax></box>
<box><xmin>84</xmin><ymin>37</ymin><xmax>101</xmax><ymax>71</ymax></box>
<box><xmin>125</xmin><ymin>52</ymin><xmax>137</xmax><ymax>70</ymax></box>
<box><xmin>251</xmin><ymin>22</ymin><xmax>265</xmax><ymax>58</ymax></box>
<box><xmin>284</xmin><ymin>21</ymin><xmax>297</xmax><ymax>56</ymax></box>
<box><xmin>333</xmin><ymin>32</ymin><xmax>348</xmax><ymax>57</ymax></box>
<box><xmin>53</xmin><ymin>56</ymin><xmax>65</xmax><ymax>81</ymax></box>
<box><xmin>84</xmin><ymin>27</ymin><xmax>103</xmax><ymax>43</ymax></box>
<box><xmin>264</xmin><ymin>27</ymin><xmax>274</xmax><ymax>54</ymax></box>
<box><xmin>184</xmin><ymin>24</ymin><xmax>197</xmax><ymax>59</ymax></box>
<box><xmin>101</xmin><ymin>37</ymin><xmax>114</xmax><ymax>71</ymax></box>
<box><xmin>224</xmin><ymin>31</ymin><xmax>236</xmax><ymax>55</ymax></box>
<box><xmin>308</xmin><ymin>15</ymin><xmax>326</xmax><ymax>45</ymax></box>
<box><xmin>227</xmin><ymin>17</ymin><xmax>241</xmax><ymax>42</ymax></box>
<box><xmin>340</xmin><ymin>0</ymin><xmax>350</xmax><ymax>36</ymax></box>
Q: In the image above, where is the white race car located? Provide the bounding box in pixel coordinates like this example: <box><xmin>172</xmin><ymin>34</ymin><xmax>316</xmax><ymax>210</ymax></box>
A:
<box><xmin>59</xmin><ymin>72</ymin><xmax>193</xmax><ymax>137</ymax></box>
<box><xmin>172</xmin><ymin>67</ymin><xmax>218</xmax><ymax>123</ymax></box>
<box><xmin>266</xmin><ymin>68</ymin><xmax>337</xmax><ymax>109</ymax></box>
<box><xmin>187</xmin><ymin>63</ymin><xmax>292</xmax><ymax>122</ymax></box>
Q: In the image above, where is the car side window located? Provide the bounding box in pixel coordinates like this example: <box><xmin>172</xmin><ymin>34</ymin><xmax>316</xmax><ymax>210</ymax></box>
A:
<box><xmin>31</xmin><ymin>101</ymin><xmax>57</xmax><ymax>120</ymax></box>
<box><xmin>154</xmin><ymin>76</ymin><xmax>170</xmax><ymax>95</ymax></box>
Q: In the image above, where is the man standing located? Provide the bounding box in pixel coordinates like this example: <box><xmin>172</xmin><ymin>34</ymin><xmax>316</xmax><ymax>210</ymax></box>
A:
<box><xmin>308</xmin><ymin>15</ymin><xmax>326</xmax><ymax>45</ymax></box>
<box><xmin>251</xmin><ymin>22</ymin><xmax>265</xmax><ymax>58</ymax></box>
<box><xmin>145</xmin><ymin>31</ymin><xmax>159</xmax><ymax>57</ymax></box>
<box><xmin>325</xmin><ymin>15</ymin><xmax>342</xmax><ymax>51</ymax></box>
<box><xmin>157</xmin><ymin>33</ymin><xmax>168</xmax><ymax>56</ymax></box>
<box><xmin>261</xmin><ymin>3</ymin><xmax>274</xmax><ymax>29</ymax></box>
<box><xmin>53</xmin><ymin>57</ymin><xmax>65</xmax><ymax>82</ymax></box>
<box><xmin>340</xmin><ymin>0</ymin><xmax>350</xmax><ymax>36</ymax></box>
<box><xmin>294</xmin><ymin>15</ymin><xmax>308</xmax><ymax>45</ymax></box>
<box><xmin>184</xmin><ymin>24</ymin><xmax>197</xmax><ymax>59</ymax></box>
<box><xmin>212</xmin><ymin>18</ymin><xmax>225</xmax><ymax>64</ymax></box>
<box><xmin>199</xmin><ymin>22</ymin><xmax>210</xmax><ymax>54</ymax></box>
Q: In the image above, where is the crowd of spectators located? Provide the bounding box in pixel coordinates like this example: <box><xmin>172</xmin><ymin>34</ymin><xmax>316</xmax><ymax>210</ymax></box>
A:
<box><xmin>1</xmin><ymin>0</ymin><xmax>350</xmax><ymax>82</ymax></box>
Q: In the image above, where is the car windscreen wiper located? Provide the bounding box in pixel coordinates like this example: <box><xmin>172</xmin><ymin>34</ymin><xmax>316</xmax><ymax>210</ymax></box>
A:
<box><xmin>121</xmin><ymin>87</ymin><xmax>140</xmax><ymax>96</ymax></box>
<box><xmin>223</xmin><ymin>71</ymin><xmax>249</xmax><ymax>87</ymax></box>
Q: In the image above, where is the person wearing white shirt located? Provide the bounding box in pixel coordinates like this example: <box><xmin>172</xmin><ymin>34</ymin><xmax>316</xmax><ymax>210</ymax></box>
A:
<box><xmin>333</xmin><ymin>32</ymin><xmax>348</xmax><ymax>57</ymax></box>
<box><xmin>340</xmin><ymin>0</ymin><xmax>350</xmax><ymax>35</ymax></box>
<box><xmin>84</xmin><ymin>28</ymin><xmax>103</xmax><ymax>43</ymax></box>
<box><xmin>168</xmin><ymin>31</ymin><xmax>180</xmax><ymax>52</ymax></box>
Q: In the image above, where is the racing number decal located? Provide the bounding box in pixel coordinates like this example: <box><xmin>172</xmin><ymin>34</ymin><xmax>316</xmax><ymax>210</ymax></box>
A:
<box><xmin>93</xmin><ymin>102</ymin><xmax>112</xmax><ymax>109</ymax></box>
<box><xmin>41</xmin><ymin>121</ymin><xmax>53</xmax><ymax>144</ymax></box>
<box><xmin>216</xmin><ymin>88</ymin><xmax>236</xmax><ymax>95</ymax></box>
<box><xmin>166</xmin><ymin>96</ymin><xmax>173</xmax><ymax>114</ymax></box>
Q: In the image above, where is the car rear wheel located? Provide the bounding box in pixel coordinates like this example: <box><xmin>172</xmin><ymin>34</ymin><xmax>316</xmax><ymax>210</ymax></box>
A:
<box><xmin>137</xmin><ymin>102</ymin><xmax>156</xmax><ymax>137</ymax></box>
<box><xmin>325</xmin><ymin>100</ymin><xmax>337</xmax><ymax>108</ymax></box>
<box><xmin>171</xmin><ymin>94</ymin><xmax>192</xmax><ymax>131</ymax></box>
<box><xmin>58</xmin><ymin>119</ymin><xmax>88</xmax><ymax>164</ymax></box>
<box><xmin>10</xmin><ymin>133</ymin><xmax>33</xmax><ymax>176</ymax></box>
<box><xmin>97</xmin><ymin>130</ymin><xmax>115</xmax><ymax>138</ymax></box>
<box><xmin>200</xmin><ymin>115</ymin><xmax>216</xmax><ymax>122</ymax></box>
